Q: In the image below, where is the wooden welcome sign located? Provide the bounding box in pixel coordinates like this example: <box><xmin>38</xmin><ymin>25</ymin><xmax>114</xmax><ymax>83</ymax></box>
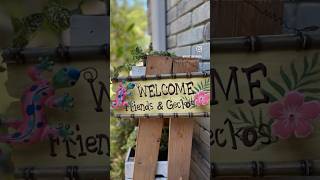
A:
<box><xmin>112</xmin><ymin>72</ymin><xmax>210</xmax><ymax>118</ymax></box>
<box><xmin>0</xmin><ymin>59</ymin><xmax>109</xmax><ymax>179</ymax></box>
<box><xmin>212</xmin><ymin>50</ymin><xmax>320</xmax><ymax>163</ymax></box>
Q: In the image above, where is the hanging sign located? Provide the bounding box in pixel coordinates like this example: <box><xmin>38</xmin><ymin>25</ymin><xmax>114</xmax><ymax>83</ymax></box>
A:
<box><xmin>212</xmin><ymin>50</ymin><xmax>320</xmax><ymax>163</ymax></box>
<box><xmin>112</xmin><ymin>72</ymin><xmax>210</xmax><ymax>118</ymax></box>
<box><xmin>0</xmin><ymin>59</ymin><xmax>109</xmax><ymax>173</ymax></box>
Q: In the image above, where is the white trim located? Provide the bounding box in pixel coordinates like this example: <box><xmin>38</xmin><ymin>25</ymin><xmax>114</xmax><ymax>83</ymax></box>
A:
<box><xmin>150</xmin><ymin>0</ymin><xmax>166</xmax><ymax>51</ymax></box>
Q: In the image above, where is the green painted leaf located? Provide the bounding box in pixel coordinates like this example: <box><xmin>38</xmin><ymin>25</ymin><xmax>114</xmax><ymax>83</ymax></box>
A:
<box><xmin>228</xmin><ymin>110</ymin><xmax>240</xmax><ymax>120</ymax></box>
<box><xmin>299</xmin><ymin>88</ymin><xmax>320</xmax><ymax>93</ymax></box>
<box><xmin>303</xmin><ymin>56</ymin><xmax>309</xmax><ymax>74</ymax></box>
<box><xmin>297</xmin><ymin>79</ymin><xmax>320</xmax><ymax>88</ymax></box>
<box><xmin>290</xmin><ymin>63</ymin><xmax>298</xmax><ymax>86</ymax></box>
<box><xmin>280</xmin><ymin>66</ymin><xmax>292</xmax><ymax>90</ymax></box>
<box><xmin>194</xmin><ymin>86</ymin><xmax>200</xmax><ymax>92</ymax></box>
<box><xmin>306</xmin><ymin>69</ymin><xmax>320</xmax><ymax>76</ymax></box>
<box><xmin>197</xmin><ymin>84</ymin><xmax>202</xmax><ymax>91</ymax></box>
<box><xmin>259</xmin><ymin>109</ymin><xmax>263</xmax><ymax>126</ymax></box>
<box><xmin>311</xmin><ymin>53</ymin><xmax>319</xmax><ymax>68</ymax></box>
<box><xmin>267</xmin><ymin>78</ymin><xmax>285</xmax><ymax>96</ymax></box>
<box><xmin>261</xmin><ymin>89</ymin><xmax>277</xmax><ymax>102</ymax></box>
<box><xmin>238</xmin><ymin>109</ymin><xmax>250</xmax><ymax>123</ymax></box>
<box><xmin>305</xmin><ymin>96</ymin><xmax>320</xmax><ymax>101</ymax></box>
<box><xmin>250</xmin><ymin>110</ymin><xmax>257</xmax><ymax>127</ymax></box>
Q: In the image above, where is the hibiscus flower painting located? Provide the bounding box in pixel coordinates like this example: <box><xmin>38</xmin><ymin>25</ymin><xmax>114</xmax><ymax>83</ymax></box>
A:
<box><xmin>269</xmin><ymin>91</ymin><xmax>320</xmax><ymax>139</ymax></box>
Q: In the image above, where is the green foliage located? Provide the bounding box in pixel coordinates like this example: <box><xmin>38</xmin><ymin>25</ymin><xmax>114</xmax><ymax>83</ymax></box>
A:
<box><xmin>131</xmin><ymin>46</ymin><xmax>177</xmax><ymax>64</ymax></box>
<box><xmin>110</xmin><ymin>0</ymin><xmax>150</xmax><ymax>78</ymax></box>
<box><xmin>110</xmin><ymin>116</ymin><xmax>136</xmax><ymax>179</ymax></box>
<box><xmin>194</xmin><ymin>79</ymin><xmax>210</xmax><ymax>92</ymax></box>
<box><xmin>9</xmin><ymin>0</ymin><xmax>84</xmax><ymax>48</ymax></box>
<box><xmin>110</xmin><ymin>0</ymin><xmax>150</xmax><ymax>179</ymax></box>
<box><xmin>262</xmin><ymin>53</ymin><xmax>320</xmax><ymax>102</ymax></box>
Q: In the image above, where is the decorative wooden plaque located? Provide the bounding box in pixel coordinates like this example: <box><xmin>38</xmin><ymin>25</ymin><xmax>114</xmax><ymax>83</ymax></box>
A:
<box><xmin>112</xmin><ymin>72</ymin><xmax>210</xmax><ymax>118</ymax></box>
<box><xmin>212</xmin><ymin>50</ymin><xmax>320</xmax><ymax>163</ymax></box>
<box><xmin>0</xmin><ymin>60</ymin><xmax>109</xmax><ymax>179</ymax></box>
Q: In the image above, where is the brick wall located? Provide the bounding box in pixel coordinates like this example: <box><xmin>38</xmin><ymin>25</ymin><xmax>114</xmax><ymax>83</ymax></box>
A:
<box><xmin>166</xmin><ymin>0</ymin><xmax>210</xmax><ymax>60</ymax></box>
<box><xmin>166</xmin><ymin>0</ymin><xmax>210</xmax><ymax>179</ymax></box>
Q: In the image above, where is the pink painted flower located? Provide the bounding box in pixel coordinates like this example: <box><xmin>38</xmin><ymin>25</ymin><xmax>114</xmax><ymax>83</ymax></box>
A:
<box><xmin>269</xmin><ymin>91</ymin><xmax>320</xmax><ymax>139</ymax></box>
<box><xmin>194</xmin><ymin>91</ymin><xmax>210</xmax><ymax>106</ymax></box>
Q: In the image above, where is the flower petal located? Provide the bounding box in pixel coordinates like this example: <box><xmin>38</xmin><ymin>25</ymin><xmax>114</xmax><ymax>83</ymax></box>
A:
<box><xmin>268</xmin><ymin>102</ymin><xmax>284</xmax><ymax>119</ymax></box>
<box><xmin>294</xmin><ymin>120</ymin><xmax>313</xmax><ymax>138</ymax></box>
<box><xmin>284</xmin><ymin>91</ymin><xmax>304</xmax><ymax>108</ymax></box>
<box><xmin>299</xmin><ymin>101</ymin><xmax>320</xmax><ymax>121</ymax></box>
<box><xmin>272</xmin><ymin>120</ymin><xmax>294</xmax><ymax>139</ymax></box>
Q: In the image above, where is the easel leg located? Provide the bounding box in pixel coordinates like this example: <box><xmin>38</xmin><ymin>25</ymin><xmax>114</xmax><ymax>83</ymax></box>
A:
<box><xmin>168</xmin><ymin>118</ymin><xmax>194</xmax><ymax>180</ymax></box>
<box><xmin>133</xmin><ymin>118</ymin><xmax>163</xmax><ymax>180</ymax></box>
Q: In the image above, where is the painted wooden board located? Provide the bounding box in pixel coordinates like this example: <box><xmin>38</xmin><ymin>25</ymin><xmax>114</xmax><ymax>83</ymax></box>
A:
<box><xmin>211</xmin><ymin>50</ymin><xmax>320</xmax><ymax>164</ymax></box>
<box><xmin>111</xmin><ymin>72</ymin><xmax>210</xmax><ymax>118</ymax></box>
<box><xmin>133</xmin><ymin>55</ymin><xmax>171</xmax><ymax>180</ymax></box>
<box><xmin>0</xmin><ymin>60</ymin><xmax>109</xmax><ymax>179</ymax></box>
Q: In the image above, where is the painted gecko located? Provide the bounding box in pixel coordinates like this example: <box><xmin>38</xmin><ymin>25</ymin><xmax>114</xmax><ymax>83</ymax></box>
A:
<box><xmin>111</xmin><ymin>81</ymin><xmax>135</xmax><ymax>109</ymax></box>
<box><xmin>0</xmin><ymin>57</ymin><xmax>80</xmax><ymax>144</ymax></box>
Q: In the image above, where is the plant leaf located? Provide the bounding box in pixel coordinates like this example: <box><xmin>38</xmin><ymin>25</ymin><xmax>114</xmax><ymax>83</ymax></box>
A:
<box><xmin>290</xmin><ymin>62</ymin><xmax>298</xmax><ymax>86</ymax></box>
<box><xmin>261</xmin><ymin>89</ymin><xmax>277</xmax><ymax>102</ymax></box>
<box><xmin>259</xmin><ymin>109</ymin><xmax>263</xmax><ymax>126</ymax></box>
<box><xmin>228</xmin><ymin>110</ymin><xmax>240</xmax><ymax>120</ymax></box>
<box><xmin>306</xmin><ymin>69</ymin><xmax>320</xmax><ymax>77</ymax></box>
<box><xmin>267</xmin><ymin>78</ymin><xmax>285</xmax><ymax>96</ymax></box>
<box><xmin>238</xmin><ymin>109</ymin><xmax>250</xmax><ymax>123</ymax></box>
<box><xmin>297</xmin><ymin>78</ymin><xmax>320</xmax><ymax>88</ymax></box>
<box><xmin>298</xmin><ymin>88</ymin><xmax>320</xmax><ymax>93</ymax></box>
<box><xmin>280</xmin><ymin>66</ymin><xmax>292</xmax><ymax>90</ymax></box>
<box><xmin>305</xmin><ymin>96</ymin><xmax>320</xmax><ymax>101</ymax></box>
<box><xmin>311</xmin><ymin>53</ymin><xmax>319</xmax><ymax>68</ymax></box>
<box><xmin>250</xmin><ymin>110</ymin><xmax>257</xmax><ymax>127</ymax></box>
<box><xmin>303</xmin><ymin>56</ymin><xmax>309</xmax><ymax>74</ymax></box>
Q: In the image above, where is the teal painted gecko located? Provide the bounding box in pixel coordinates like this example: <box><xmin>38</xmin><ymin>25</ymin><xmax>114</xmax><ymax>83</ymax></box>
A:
<box><xmin>0</xmin><ymin>57</ymin><xmax>79</xmax><ymax>145</ymax></box>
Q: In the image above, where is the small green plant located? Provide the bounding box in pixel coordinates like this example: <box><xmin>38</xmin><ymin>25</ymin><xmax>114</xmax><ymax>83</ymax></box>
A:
<box><xmin>112</xmin><ymin>46</ymin><xmax>177</xmax><ymax>78</ymax></box>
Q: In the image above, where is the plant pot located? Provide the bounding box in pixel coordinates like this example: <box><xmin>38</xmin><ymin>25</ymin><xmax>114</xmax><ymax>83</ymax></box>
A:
<box><xmin>125</xmin><ymin>147</ymin><xmax>168</xmax><ymax>180</ymax></box>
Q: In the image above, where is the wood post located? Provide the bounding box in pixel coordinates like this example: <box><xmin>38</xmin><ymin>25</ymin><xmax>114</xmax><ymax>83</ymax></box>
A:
<box><xmin>133</xmin><ymin>56</ymin><xmax>199</xmax><ymax>180</ymax></box>
<box><xmin>167</xmin><ymin>57</ymin><xmax>199</xmax><ymax>180</ymax></box>
<box><xmin>133</xmin><ymin>56</ymin><xmax>172</xmax><ymax>180</ymax></box>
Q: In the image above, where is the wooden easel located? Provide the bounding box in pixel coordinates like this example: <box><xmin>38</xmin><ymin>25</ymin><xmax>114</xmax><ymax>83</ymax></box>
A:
<box><xmin>133</xmin><ymin>56</ymin><xmax>198</xmax><ymax>180</ymax></box>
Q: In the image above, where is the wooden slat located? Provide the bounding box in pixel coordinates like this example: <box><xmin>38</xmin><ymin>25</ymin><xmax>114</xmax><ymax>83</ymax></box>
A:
<box><xmin>168</xmin><ymin>58</ymin><xmax>199</xmax><ymax>180</ymax></box>
<box><xmin>168</xmin><ymin>118</ymin><xmax>194</xmax><ymax>180</ymax></box>
<box><xmin>133</xmin><ymin>118</ymin><xmax>164</xmax><ymax>180</ymax></box>
<box><xmin>212</xmin><ymin>0</ymin><xmax>283</xmax><ymax>37</ymax></box>
<box><xmin>133</xmin><ymin>55</ymin><xmax>172</xmax><ymax>180</ymax></box>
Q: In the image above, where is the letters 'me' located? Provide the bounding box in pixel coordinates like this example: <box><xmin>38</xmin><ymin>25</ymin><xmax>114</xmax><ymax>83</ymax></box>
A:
<box><xmin>211</xmin><ymin>63</ymin><xmax>269</xmax><ymax>106</ymax></box>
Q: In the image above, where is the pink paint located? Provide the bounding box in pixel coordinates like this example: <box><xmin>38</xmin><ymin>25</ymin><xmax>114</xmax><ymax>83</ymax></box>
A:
<box><xmin>269</xmin><ymin>91</ymin><xmax>320</xmax><ymax>139</ymax></box>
